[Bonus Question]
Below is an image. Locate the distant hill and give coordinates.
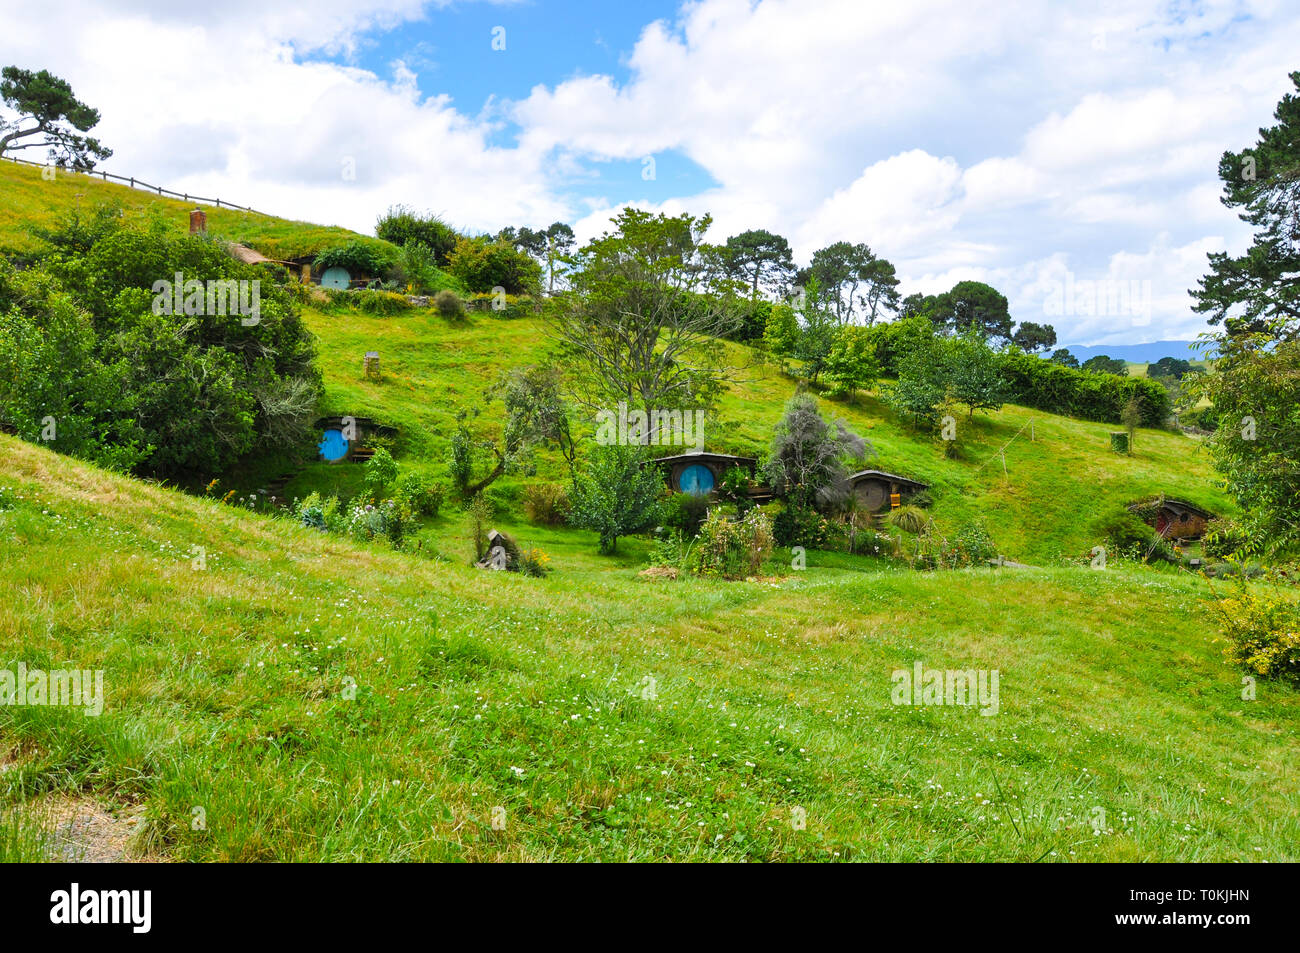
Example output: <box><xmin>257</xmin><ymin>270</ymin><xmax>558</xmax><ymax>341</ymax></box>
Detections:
<box><xmin>1057</xmin><ymin>340</ymin><xmax>1213</xmax><ymax>363</ymax></box>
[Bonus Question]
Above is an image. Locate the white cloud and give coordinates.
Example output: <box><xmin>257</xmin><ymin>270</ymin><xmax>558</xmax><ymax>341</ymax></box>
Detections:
<box><xmin>3</xmin><ymin>0</ymin><xmax>1297</xmax><ymax>342</ymax></box>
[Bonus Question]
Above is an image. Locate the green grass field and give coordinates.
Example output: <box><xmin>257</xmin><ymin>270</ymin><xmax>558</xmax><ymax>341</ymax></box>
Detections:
<box><xmin>1</xmin><ymin>162</ymin><xmax>1295</xmax><ymax>863</ymax></box>
<box><xmin>1</xmin><ymin>438</ymin><xmax>1296</xmax><ymax>861</ymax></box>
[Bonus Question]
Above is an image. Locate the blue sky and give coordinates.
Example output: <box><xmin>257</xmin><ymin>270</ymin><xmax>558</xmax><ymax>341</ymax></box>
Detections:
<box><xmin>5</xmin><ymin>0</ymin><xmax>1299</xmax><ymax>345</ymax></box>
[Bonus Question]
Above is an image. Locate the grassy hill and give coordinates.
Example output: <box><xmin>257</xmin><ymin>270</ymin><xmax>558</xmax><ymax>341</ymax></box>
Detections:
<box><xmin>1</xmin><ymin>436</ymin><xmax>1296</xmax><ymax>861</ymax></box>
<box><xmin>0</xmin><ymin>159</ymin><xmax>384</xmax><ymax>261</ymax></box>
<box><xmin>273</xmin><ymin>301</ymin><xmax>1231</xmax><ymax>565</ymax></box>
<box><xmin>1</xmin><ymin>160</ymin><xmax>1294</xmax><ymax>863</ymax></box>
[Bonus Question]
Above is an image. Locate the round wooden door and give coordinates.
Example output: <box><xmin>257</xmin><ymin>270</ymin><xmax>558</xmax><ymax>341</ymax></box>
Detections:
<box><xmin>856</xmin><ymin>479</ymin><xmax>888</xmax><ymax>511</ymax></box>
<box><xmin>679</xmin><ymin>464</ymin><xmax>715</xmax><ymax>496</ymax></box>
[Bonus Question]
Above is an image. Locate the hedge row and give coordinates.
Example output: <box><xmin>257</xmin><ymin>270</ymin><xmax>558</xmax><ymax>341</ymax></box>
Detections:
<box><xmin>997</xmin><ymin>351</ymin><xmax>1170</xmax><ymax>427</ymax></box>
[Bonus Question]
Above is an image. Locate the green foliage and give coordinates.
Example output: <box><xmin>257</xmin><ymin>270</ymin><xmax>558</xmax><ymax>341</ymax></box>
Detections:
<box><xmin>771</xmin><ymin>502</ymin><xmax>837</xmax><ymax>549</ymax></box>
<box><xmin>1011</xmin><ymin>321</ymin><xmax>1057</xmax><ymax>353</ymax></box>
<box><xmin>395</xmin><ymin>471</ymin><xmax>443</xmax><ymax>518</ymax></box>
<box><xmin>375</xmin><ymin>206</ymin><xmax>460</xmax><ymax>267</ymax></box>
<box><xmin>661</xmin><ymin>491</ymin><xmax>712</xmax><ymax>538</ymax></box>
<box><xmin>1082</xmin><ymin>355</ymin><xmax>1129</xmax><ymax>376</ymax></box>
<box><xmin>946</xmin><ymin>329</ymin><xmax>1008</xmax><ymax>419</ymax></box>
<box><xmin>722</xmin><ymin>229</ymin><xmax>796</xmax><ymax>300</ymax></box>
<box><xmin>552</xmin><ymin>208</ymin><xmax>739</xmax><ymax>415</ymax></box>
<box><xmin>824</xmin><ymin>324</ymin><xmax>880</xmax><ymax>399</ymax></box>
<box><xmin>446</xmin><ymin>236</ymin><xmax>541</xmax><ymax>295</ymax></box>
<box><xmin>523</xmin><ymin>482</ymin><xmax>570</xmax><ymax>526</ymax></box>
<box><xmin>567</xmin><ymin>445</ymin><xmax>663</xmax><ymax>553</ymax></box>
<box><xmin>324</xmin><ymin>287</ymin><xmax>412</xmax><ymax>316</ymax></box>
<box><xmin>762</xmin><ymin>302</ymin><xmax>800</xmax><ymax>366</ymax></box>
<box><xmin>763</xmin><ymin>392</ymin><xmax>871</xmax><ymax>512</ymax></box>
<box><xmin>466</xmin><ymin>492</ymin><xmax>494</xmax><ymax>560</ymax></box>
<box><xmin>1191</xmin><ymin>70</ymin><xmax>1300</xmax><ymax>335</ymax></box>
<box><xmin>887</xmin><ymin>325</ymin><xmax>948</xmax><ymax>430</ymax></box>
<box><xmin>446</xmin><ymin>422</ymin><xmax>474</xmax><ymax>496</ymax></box>
<box><xmin>688</xmin><ymin>509</ymin><xmax>775</xmax><ymax>579</ymax></box>
<box><xmin>0</xmin><ymin>65</ymin><xmax>111</xmax><ymax>169</ymax></box>
<box><xmin>346</xmin><ymin>497</ymin><xmax>416</xmax><ymax>548</ymax></box>
<box><xmin>434</xmin><ymin>289</ymin><xmax>464</xmax><ymax>320</ymax></box>
<box><xmin>315</xmin><ymin>240</ymin><xmax>395</xmax><ymax>279</ymax></box>
<box><xmin>1186</xmin><ymin>335</ymin><xmax>1300</xmax><ymax>556</ymax></box>
<box><xmin>923</xmin><ymin>280</ymin><xmax>1013</xmax><ymax>344</ymax></box>
<box><xmin>363</xmin><ymin>447</ymin><xmax>399</xmax><ymax>499</ymax></box>
<box><xmin>997</xmin><ymin>351</ymin><xmax>1170</xmax><ymax>427</ymax></box>
<box><xmin>953</xmin><ymin>520</ymin><xmax>999</xmax><ymax>564</ymax></box>
<box><xmin>718</xmin><ymin>464</ymin><xmax>755</xmax><ymax>518</ymax></box>
<box><xmin>0</xmin><ymin>209</ymin><xmax>321</xmax><ymax>477</ymax></box>
<box><xmin>805</xmin><ymin>240</ymin><xmax>900</xmax><ymax>325</ymax></box>
<box><xmin>1209</xmin><ymin>578</ymin><xmax>1300</xmax><ymax>683</ymax></box>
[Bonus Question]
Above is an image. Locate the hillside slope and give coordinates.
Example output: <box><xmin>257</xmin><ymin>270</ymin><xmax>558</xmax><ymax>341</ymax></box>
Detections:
<box><xmin>0</xmin><ymin>159</ymin><xmax>379</xmax><ymax>261</ymax></box>
<box><xmin>1</xmin><ymin>437</ymin><xmax>1296</xmax><ymax>861</ymax></box>
<box><xmin>289</xmin><ymin>303</ymin><xmax>1232</xmax><ymax>564</ymax></box>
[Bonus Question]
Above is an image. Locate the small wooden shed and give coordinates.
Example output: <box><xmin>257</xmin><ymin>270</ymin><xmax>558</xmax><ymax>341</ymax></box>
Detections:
<box><xmin>847</xmin><ymin>469</ymin><xmax>929</xmax><ymax>513</ymax></box>
<box><xmin>1129</xmin><ymin>497</ymin><xmax>1214</xmax><ymax>541</ymax></box>
<box><xmin>654</xmin><ymin>451</ymin><xmax>758</xmax><ymax>497</ymax></box>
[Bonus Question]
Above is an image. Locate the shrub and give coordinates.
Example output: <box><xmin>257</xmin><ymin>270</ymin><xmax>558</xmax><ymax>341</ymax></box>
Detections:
<box><xmin>662</xmin><ymin>492</ymin><xmax>712</xmax><ymax>538</ymax></box>
<box><xmin>466</xmin><ymin>493</ymin><xmax>494</xmax><ymax>561</ymax></box>
<box><xmin>518</xmin><ymin>545</ymin><xmax>552</xmax><ymax>577</ymax></box>
<box><xmin>345</xmin><ymin>497</ymin><xmax>416</xmax><ymax>548</ymax></box>
<box><xmin>446</xmin><ymin>236</ymin><xmax>541</xmax><ymax>295</ymax></box>
<box><xmin>1209</xmin><ymin>578</ymin><xmax>1300</xmax><ymax>684</ymax></box>
<box><xmin>396</xmin><ymin>472</ymin><xmax>444</xmax><ymax>518</ymax></box>
<box><xmin>772</xmin><ymin>502</ymin><xmax>836</xmax><ymax>549</ymax></box>
<box><xmin>434</xmin><ymin>289</ymin><xmax>465</xmax><ymax>320</ymax></box>
<box><xmin>7</xmin><ymin>212</ymin><xmax>322</xmax><ymax>477</ymax></box>
<box><xmin>1203</xmin><ymin>518</ymin><xmax>1247</xmax><ymax>559</ymax></box>
<box><xmin>363</xmin><ymin>447</ymin><xmax>399</xmax><ymax>499</ymax></box>
<box><xmin>689</xmin><ymin>509</ymin><xmax>775</xmax><ymax>579</ymax></box>
<box><xmin>523</xmin><ymin>483</ymin><xmax>570</xmax><ymax>525</ymax></box>
<box><xmin>375</xmin><ymin>206</ymin><xmax>460</xmax><ymax>267</ymax></box>
<box><xmin>648</xmin><ymin>529</ymin><xmax>691</xmax><ymax>570</ymax></box>
<box><xmin>953</xmin><ymin>520</ymin><xmax>998</xmax><ymax>565</ymax></box>
<box><xmin>446</xmin><ymin>424</ymin><xmax>473</xmax><ymax>496</ymax></box>
<box><xmin>997</xmin><ymin>351</ymin><xmax>1170</xmax><ymax>426</ymax></box>
<box><xmin>315</xmin><ymin>241</ymin><xmax>395</xmax><ymax>280</ymax></box>
<box><xmin>567</xmin><ymin>445</ymin><xmax>663</xmax><ymax>553</ymax></box>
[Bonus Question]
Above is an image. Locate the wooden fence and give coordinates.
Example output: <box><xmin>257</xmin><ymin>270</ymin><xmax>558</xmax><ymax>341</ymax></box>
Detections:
<box><xmin>2</xmin><ymin>154</ymin><xmax>267</xmax><ymax>215</ymax></box>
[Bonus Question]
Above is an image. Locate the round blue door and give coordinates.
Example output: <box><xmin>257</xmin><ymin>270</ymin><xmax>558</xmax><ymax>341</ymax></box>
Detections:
<box><xmin>318</xmin><ymin>427</ymin><xmax>349</xmax><ymax>462</ymax></box>
<box><xmin>679</xmin><ymin>463</ymin><xmax>715</xmax><ymax>496</ymax></box>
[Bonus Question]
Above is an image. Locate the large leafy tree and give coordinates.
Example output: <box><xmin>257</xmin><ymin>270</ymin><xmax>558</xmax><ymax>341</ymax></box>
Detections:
<box><xmin>928</xmin><ymin>280</ymin><xmax>1014</xmax><ymax>344</ymax></box>
<box><xmin>1187</xmin><ymin>72</ymin><xmax>1300</xmax><ymax>555</ymax></box>
<box><xmin>1192</xmin><ymin>70</ymin><xmax>1300</xmax><ymax>336</ymax></box>
<box><xmin>1082</xmin><ymin>355</ymin><xmax>1129</xmax><ymax>376</ymax></box>
<box><xmin>0</xmin><ymin>66</ymin><xmax>112</xmax><ymax>169</ymax></box>
<box><xmin>946</xmin><ymin>329</ymin><xmax>1008</xmax><ymax>419</ymax></box>
<box><xmin>804</xmin><ymin>241</ymin><xmax>900</xmax><ymax>325</ymax></box>
<box><xmin>499</xmin><ymin>222</ymin><xmax>576</xmax><ymax>294</ymax></box>
<box><xmin>823</xmin><ymin>324</ymin><xmax>879</xmax><ymax>400</ymax></box>
<box><xmin>548</xmin><ymin>208</ymin><xmax>740</xmax><ymax>419</ymax></box>
<box><xmin>722</xmin><ymin>229</ymin><xmax>796</xmax><ymax>299</ymax></box>
<box><xmin>1011</xmin><ymin>320</ymin><xmax>1057</xmax><ymax>353</ymax></box>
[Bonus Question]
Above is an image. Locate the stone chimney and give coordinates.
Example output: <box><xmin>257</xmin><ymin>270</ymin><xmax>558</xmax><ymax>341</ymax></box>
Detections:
<box><xmin>189</xmin><ymin>208</ymin><xmax>207</xmax><ymax>235</ymax></box>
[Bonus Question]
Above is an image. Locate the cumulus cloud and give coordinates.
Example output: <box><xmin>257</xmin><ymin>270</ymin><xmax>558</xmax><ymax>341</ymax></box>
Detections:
<box><xmin>3</xmin><ymin>0</ymin><xmax>1297</xmax><ymax>342</ymax></box>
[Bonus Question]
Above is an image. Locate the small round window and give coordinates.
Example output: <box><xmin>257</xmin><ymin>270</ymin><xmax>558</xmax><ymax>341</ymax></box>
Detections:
<box><xmin>679</xmin><ymin>464</ymin><xmax>715</xmax><ymax>496</ymax></box>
